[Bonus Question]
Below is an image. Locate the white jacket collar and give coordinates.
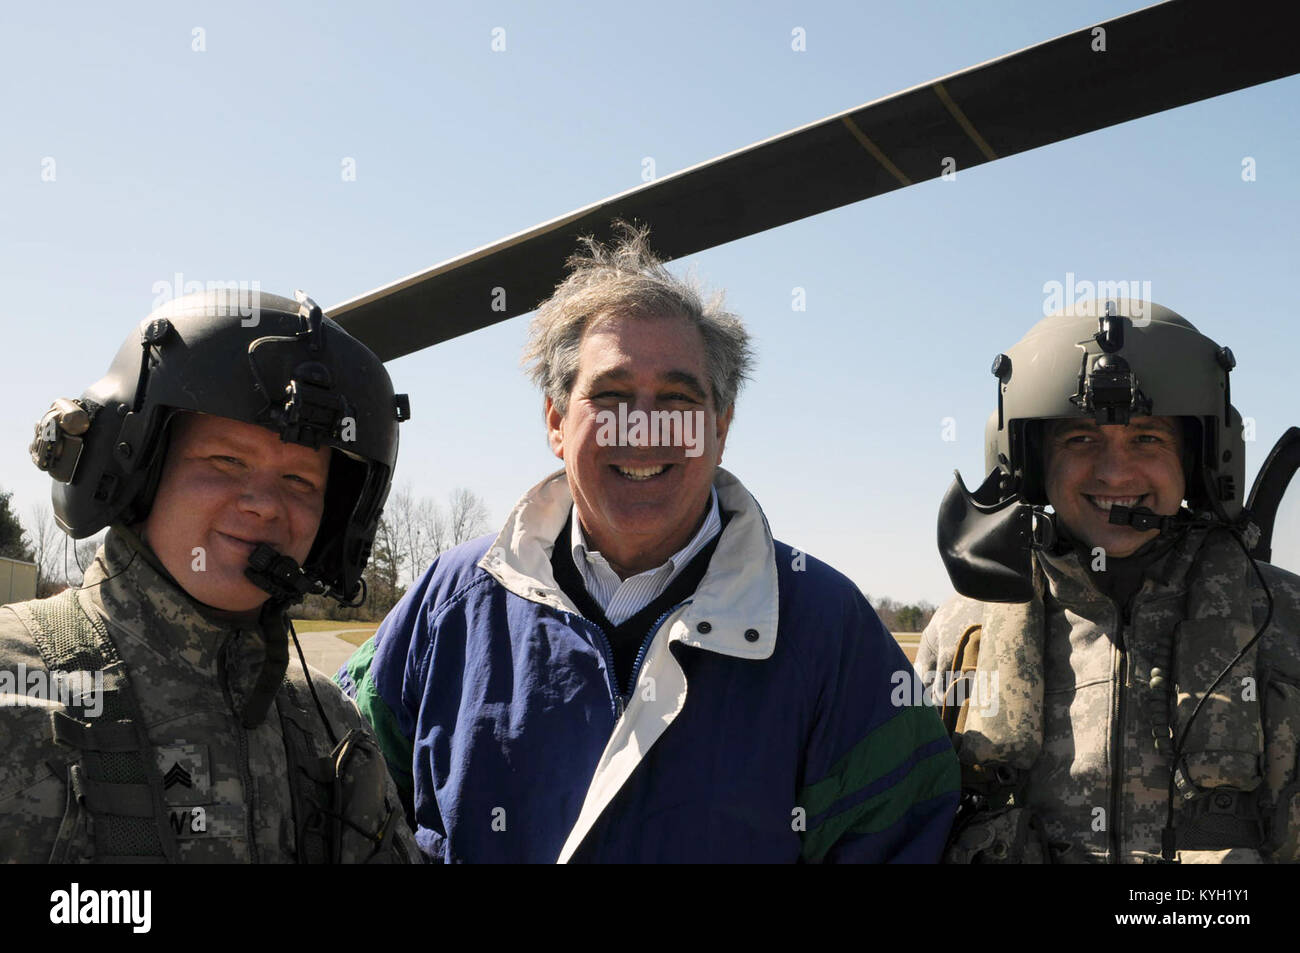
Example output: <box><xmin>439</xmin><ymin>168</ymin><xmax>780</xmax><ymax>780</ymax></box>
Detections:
<box><xmin>478</xmin><ymin>467</ymin><xmax>778</xmax><ymax>659</ymax></box>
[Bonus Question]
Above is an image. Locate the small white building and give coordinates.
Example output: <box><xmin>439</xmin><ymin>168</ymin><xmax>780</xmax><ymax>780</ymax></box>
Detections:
<box><xmin>0</xmin><ymin>556</ymin><xmax>37</xmax><ymax>604</ymax></box>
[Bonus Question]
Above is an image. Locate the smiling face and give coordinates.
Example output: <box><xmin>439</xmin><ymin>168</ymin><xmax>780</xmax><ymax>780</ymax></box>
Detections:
<box><xmin>141</xmin><ymin>412</ymin><xmax>330</xmax><ymax>612</ymax></box>
<box><xmin>1042</xmin><ymin>415</ymin><xmax>1186</xmax><ymax>557</ymax></box>
<box><xmin>546</xmin><ymin>312</ymin><xmax>732</xmax><ymax>578</ymax></box>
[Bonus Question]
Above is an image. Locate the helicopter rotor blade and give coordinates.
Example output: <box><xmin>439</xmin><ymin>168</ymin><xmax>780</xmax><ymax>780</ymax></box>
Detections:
<box><xmin>331</xmin><ymin>0</ymin><xmax>1300</xmax><ymax>361</ymax></box>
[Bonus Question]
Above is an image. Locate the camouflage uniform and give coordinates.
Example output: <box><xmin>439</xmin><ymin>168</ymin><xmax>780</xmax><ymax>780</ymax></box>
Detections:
<box><xmin>917</xmin><ymin>526</ymin><xmax>1300</xmax><ymax>863</ymax></box>
<box><xmin>0</xmin><ymin>527</ymin><xmax>418</xmax><ymax>863</ymax></box>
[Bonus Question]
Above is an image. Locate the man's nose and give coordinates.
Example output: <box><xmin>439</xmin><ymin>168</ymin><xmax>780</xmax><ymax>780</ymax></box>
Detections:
<box><xmin>1092</xmin><ymin>438</ymin><xmax>1138</xmax><ymax>483</ymax></box>
<box><xmin>236</xmin><ymin>473</ymin><xmax>285</xmax><ymax>519</ymax></box>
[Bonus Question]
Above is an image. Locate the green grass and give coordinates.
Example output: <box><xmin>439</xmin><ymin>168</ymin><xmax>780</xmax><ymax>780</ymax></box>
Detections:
<box><xmin>290</xmin><ymin>619</ymin><xmax>355</xmax><ymax>632</ymax></box>
<box><xmin>334</xmin><ymin>628</ymin><xmax>378</xmax><ymax>647</ymax></box>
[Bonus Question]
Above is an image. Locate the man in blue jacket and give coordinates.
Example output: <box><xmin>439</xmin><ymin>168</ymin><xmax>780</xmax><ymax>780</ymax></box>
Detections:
<box><xmin>338</xmin><ymin>224</ymin><xmax>958</xmax><ymax>863</ymax></box>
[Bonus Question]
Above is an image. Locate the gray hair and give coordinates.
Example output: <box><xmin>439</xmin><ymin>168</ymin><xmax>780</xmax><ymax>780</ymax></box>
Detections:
<box><xmin>522</xmin><ymin>222</ymin><xmax>754</xmax><ymax>416</ymax></box>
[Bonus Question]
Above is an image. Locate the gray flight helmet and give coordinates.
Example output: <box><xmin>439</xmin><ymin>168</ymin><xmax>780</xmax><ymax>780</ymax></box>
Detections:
<box><xmin>939</xmin><ymin>299</ymin><xmax>1244</xmax><ymax>602</ymax></box>
<box><xmin>985</xmin><ymin>299</ymin><xmax>1244</xmax><ymax>521</ymax></box>
<box><xmin>30</xmin><ymin>289</ymin><xmax>410</xmax><ymax>604</ymax></box>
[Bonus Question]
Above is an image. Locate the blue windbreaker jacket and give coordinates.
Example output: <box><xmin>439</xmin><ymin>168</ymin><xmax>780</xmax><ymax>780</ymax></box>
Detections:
<box><xmin>337</xmin><ymin>469</ymin><xmax>958</xmax><ymax>862</ymax></box>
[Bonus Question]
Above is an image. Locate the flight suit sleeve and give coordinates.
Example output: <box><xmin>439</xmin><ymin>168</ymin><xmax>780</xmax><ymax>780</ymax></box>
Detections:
<box><xmin>916</xmin><ymin>620</ymin><xmax>940</xmax><ymax>681</ymax></box>
<box><xmin>920</xmin><ymin>595</ymin><xmax>977</xmax><ymax>691</ymax></box>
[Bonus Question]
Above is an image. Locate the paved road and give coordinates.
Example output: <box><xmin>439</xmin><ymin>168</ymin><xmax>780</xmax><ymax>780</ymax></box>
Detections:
<box><xmin>291</xmin><ymin>630</ymin><xmax>369</xmax><ymax>678</ymax></box>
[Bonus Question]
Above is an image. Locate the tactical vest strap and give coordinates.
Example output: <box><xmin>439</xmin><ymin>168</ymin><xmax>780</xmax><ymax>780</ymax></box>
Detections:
<box><xmin>69</xmin><ymin>763</ymin><xmax>156</xmax><ymax>817</ymax></box>
<box><xmin>950</xmin><ymin>528</ymin><xmax>1269</xmax><ymax>858</ymax></box>
<box><xmin>942</xmin><ymin>623</ymin><xmax>982</xmax><ymax>736</ymax></box>
<box><xmin>49</xmin><ymin>709</ymin><xmax>139</xmax><ymax>751</ymax></box>
<box><xmin>16</xmin><ymin>589</ymin><xmax>180</xmax><ymax>864</ymax></box>
<box><xmin>13</xmin><ymin>588</ymin><xmax>120</xmax><ymax>670</ymax></box>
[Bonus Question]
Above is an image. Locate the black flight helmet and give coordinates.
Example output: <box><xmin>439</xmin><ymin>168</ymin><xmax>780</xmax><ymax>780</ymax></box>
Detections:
<box><xmin>30</xmin><ymin>289</ymin><xmax>410</xmax><ymax>604</ymax></box>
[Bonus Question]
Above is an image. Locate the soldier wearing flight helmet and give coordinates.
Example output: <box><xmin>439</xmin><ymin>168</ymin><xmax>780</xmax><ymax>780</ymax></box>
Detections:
<box><xmin>917</xmin><ymin>299</ymin><xmax>1300</xmax><ymax>863</ymax></box>
<box><xmin>0</xmin><ymin>289</ymin><xmax>418</xmax><ymax>863</ymax></box>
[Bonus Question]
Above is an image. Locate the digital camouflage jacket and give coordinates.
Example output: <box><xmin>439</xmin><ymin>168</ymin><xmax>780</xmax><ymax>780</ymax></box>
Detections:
<box><xmin>0</xmin><ymin>528</ymin><xmax>417</xmax><ymax>863</ymax></box>
<box><xmin>917</xmin><ymin>525</ymin><xmax>1300</xmax><ymax>863</ymax></box>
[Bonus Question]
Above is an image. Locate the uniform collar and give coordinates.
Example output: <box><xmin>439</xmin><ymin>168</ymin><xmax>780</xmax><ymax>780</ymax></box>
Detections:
<box><xmin>1035</xmin><ymin>525</ymin><xmax>1211</xmax><ymax>609</ymax></box>
<box><xmin>86</xmin><ymin>526</ymin><xmax>271</xmax><ymax>678</ymax></box>
<box><xmin>479</xmin><ymin>468</ymin><xmax>778</xmax><ymax>660</ymax></box>
<box><xmin>1036</xmin><ymin>546</ymin><xmax>1112</xmax><ymax>612</ymax></box>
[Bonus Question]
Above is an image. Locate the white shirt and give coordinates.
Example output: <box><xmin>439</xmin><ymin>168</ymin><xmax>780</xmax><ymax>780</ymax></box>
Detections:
<box><xmin>570</xmin><ymin>487</ymin><xmax>722</xmax><ymax>626</ymax></box>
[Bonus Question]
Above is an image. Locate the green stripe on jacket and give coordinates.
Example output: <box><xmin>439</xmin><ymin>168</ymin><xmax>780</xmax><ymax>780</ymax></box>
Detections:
<box><xmin>797</xmin><ymin>705</ymin><xmax>958</xmax><ymax>861</ymax></box>
<box><xmin>339</xmin><ymin>636</ymin><xmax>415</xmax><ymax>809</ymax></box>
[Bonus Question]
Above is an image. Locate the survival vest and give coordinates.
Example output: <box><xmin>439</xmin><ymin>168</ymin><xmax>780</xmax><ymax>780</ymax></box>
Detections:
<box><xmin>940</xmin><ymin>525</ymin><xmax>1268</xmax><ymax>858</ymax></box>
<box><xmin>10</xmin><ymin>587</ymin><xmax>413</xmax><ymax>864</ymax></box>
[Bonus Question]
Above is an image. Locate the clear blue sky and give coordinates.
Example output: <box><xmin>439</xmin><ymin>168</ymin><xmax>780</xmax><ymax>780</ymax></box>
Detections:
<box><xmin>3</xmin><ymin>1</ymin><xmax>1297</xmax><ymax>603</ymax></box>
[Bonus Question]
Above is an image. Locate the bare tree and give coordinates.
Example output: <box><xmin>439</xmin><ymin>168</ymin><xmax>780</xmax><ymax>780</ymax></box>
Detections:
<box><xmin>446</xmin><ymin>487</ymin><xmax>490</xmax><ymax>547</ymax></box>
<box><xmin>387</xmin><ymin>486</ymin><xmax>445</xmax><ymax>586</ymax></box>
<box><xmin>60</xmin><ymin>530</ymin><xmax>106</xmax><ymax>589</ymax></box>
<box><xmin>383</xmin><ymin>485</ymin><xmax>489</xmax><ymax>580</ymax></box>
<box><xmin>385</xmin><ymin>486</ymin><xmax>443</xmax><ymax>585</ymax></box>
<box><xmin>420</xmin><ymin>496</ymin><xmax>449</xmax><ymax>560</ymax></box>
<box><xmin>865</xmin><ymin>594</ymin><xmax>937</xmax><ymax>634</ymax></box>
<box><xmin>21</xmin><ymin>500</ymin><xmax>102</xmax><ymax>593</ymax></box>
<box><xmin>363</xmin><ymin>514</ymin><xmax>405</xmax><ymax>616</ymax></box>
<box><xmin>311</xmin><ymin>485</ymin><xmax>492</xmax><ymax>620</ymax></box>
<box><xmin>385</xmin><ymin>487</ymin><xmax>416</xmax><ymax>585</ymax></box>
<box><xmin>26</xmin><ymin>504</ymin><xmax>65</xmax><ymax>596</ymax></box>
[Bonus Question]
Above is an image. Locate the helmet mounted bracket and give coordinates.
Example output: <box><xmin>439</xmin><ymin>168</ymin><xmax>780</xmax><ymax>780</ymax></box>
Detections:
<box><xmin>247</xmin><ymin>293</ymin><xmax>351</xmax><ymax>450</ymax></box>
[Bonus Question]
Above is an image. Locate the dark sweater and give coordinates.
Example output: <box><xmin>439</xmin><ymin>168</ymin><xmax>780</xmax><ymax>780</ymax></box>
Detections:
<box><xmin>549</xmin><ymin>513</ymin><xmax>727</xmax><ymax>691</ymax></box>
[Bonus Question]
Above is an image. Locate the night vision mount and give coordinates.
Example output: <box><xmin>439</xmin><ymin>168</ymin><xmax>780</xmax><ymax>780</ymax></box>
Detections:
<box><xmin>248</xmin><ymin>291</ymin><xmax>355</xmax><ymax>451</ymax></box>
<box><xmin>1069</xmin><ymin>305</ymin><xmax>1152</xmax><ymax>426</ymax></box>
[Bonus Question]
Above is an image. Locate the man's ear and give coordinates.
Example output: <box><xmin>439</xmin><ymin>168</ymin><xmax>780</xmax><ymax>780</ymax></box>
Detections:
<box><xmin>545</xmin><ymin>396</ymin><xmax>565</xmax><ymax>459</ymax></box>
